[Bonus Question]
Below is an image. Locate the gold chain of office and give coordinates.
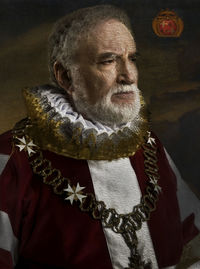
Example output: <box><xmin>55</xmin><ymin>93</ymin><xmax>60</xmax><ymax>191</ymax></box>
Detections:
<box><xmin>13</xmin><ymin>119</ymin><xmax>161</xmax><ymax>269</ymax></box>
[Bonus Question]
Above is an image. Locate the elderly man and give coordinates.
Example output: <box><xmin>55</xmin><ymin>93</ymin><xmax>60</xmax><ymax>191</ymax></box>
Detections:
<box><xmin>0</xmin><ymin>5</ymin><xmax>199</xmax><ymax>269</ymax></box>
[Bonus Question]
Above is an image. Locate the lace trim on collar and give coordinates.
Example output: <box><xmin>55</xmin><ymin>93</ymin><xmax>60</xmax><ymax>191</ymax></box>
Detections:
<box><xmin>40</xmin><ymin>88</ymin><xmax>133</xmax><ymax>136</ymax></box>
<box><xmin>23</xmin><ymin>85</ymin><xmax>149</xmax><ymax>160</ymax></box>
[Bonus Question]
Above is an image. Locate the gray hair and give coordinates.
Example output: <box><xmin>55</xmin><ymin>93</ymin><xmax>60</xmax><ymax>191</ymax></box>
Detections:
<box><xmin>48</xmin><ymin>5</ymin><xmax>133</xmax><ymax>86</ymax></box>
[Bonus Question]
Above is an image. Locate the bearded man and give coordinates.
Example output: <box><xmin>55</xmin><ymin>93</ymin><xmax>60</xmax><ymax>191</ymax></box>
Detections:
<box><xmin>0</xmin><ymin>5</ymin><xmax>199</xmax><ymax>269</ymax></box>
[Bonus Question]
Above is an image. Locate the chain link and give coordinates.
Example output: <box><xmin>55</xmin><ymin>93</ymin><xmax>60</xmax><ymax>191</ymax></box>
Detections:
<box><xmin>13</xmin><ymin>119</ymin><xmax>160</xmax><ymax>269</ymax></box>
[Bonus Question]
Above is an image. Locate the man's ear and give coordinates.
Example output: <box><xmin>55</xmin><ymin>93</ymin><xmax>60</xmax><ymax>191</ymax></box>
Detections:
<box><xmin>53</xmin><ymin>61</ymin><xmax>73</xmax><ymax>95</ymax></box>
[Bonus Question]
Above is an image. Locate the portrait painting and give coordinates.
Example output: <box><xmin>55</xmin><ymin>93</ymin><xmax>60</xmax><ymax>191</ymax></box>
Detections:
<box><xmin>1</xmin><ymin>0</ymin><xmax>199</xmax><ymax>192</ymax></box>
<box><xmin>0</xmin><ymin>0</ymin><xmax>200</xmax><ymax>268</ymax></box>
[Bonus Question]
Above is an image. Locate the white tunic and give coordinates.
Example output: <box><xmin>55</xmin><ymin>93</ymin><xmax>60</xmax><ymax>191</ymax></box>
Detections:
<box><xmin>88</xmin><ymin>152</ymin><xmax>200</xmax><ymax>269</ymax></box>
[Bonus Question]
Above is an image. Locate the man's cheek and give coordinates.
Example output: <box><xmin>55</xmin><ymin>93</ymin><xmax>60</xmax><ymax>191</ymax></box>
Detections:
<box><xmin>100</xmin><ymin>70</ymin><xmax>115</xmax><ymax>85</ymax></box>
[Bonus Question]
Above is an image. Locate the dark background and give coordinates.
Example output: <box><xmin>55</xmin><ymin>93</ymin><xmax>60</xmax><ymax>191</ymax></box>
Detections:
<box><xmin>0</xmin><ymin>0</ymin><xmax>200</xmax><ymax>192</ymax></box>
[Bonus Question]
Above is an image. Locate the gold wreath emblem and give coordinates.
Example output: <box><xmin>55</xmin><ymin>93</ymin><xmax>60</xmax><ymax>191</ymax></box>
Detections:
<box><xmin>152</xmin><ymin>9</ymin><xmax>184</xmax><ymax>37</ymax></box>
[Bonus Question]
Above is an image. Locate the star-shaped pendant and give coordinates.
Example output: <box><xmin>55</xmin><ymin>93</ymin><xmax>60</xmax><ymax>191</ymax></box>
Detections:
<box><xmin>147</xmin><ymin>137</ymin><xmax>156</xmax><ymax>146</ymax></box>
<box><xmin>64</xmin><ymin>183</ymin><xmax>87</xmax><ymax>204</ymax></box>
<box><xmin>16</xmin><ymin>136</ymin><xmax>37</xmax><ymax>156</ymax></box>
<box><xmin>149</xmin><ymin>176</ymin><xmax>162</xmax><ymax>194</ymax></box>
<box><xmin>147</xmin><ymin>131</ymin><xmax>156</xmax><ymax>146</ymax></box>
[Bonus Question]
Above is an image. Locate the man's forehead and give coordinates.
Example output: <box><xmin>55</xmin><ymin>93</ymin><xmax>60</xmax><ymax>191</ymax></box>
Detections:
<box><xmin>79</xmin><ymin>19</ymin><xmax>136</xmax><ymax>59</ymax></box>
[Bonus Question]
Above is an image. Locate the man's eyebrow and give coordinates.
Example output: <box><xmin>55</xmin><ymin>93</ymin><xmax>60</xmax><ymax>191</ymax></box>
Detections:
<box><xmin>96</xmin><ymin>51</ymin><xmax>140</xmax><ymax>61</ymax></box>
<box><xmin>129</xmin><ymin>51</ymin><xmax>140</xmax><ymax>57</ymax></box>
<box><xmin>96</xmin><ymin>52</ymin><xmax>117</xmax><ymax>61</ymax></box>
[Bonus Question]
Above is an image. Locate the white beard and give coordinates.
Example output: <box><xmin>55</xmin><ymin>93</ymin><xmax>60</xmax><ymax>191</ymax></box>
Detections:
<box><xmin>70</xmin><ymin>67</ymin><xmax>141</xmax><ymax>128</ymax></box>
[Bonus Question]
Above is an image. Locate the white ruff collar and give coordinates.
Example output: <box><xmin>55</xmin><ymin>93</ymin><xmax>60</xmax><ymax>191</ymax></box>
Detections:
<box><xmin>23</xmin><ymin>85</ymin><xmax>149</xmax><ymax>160</ymax></box>
<box><xmin>40</xmin><ymin>87</ymin><xmax>137</xmax><ymax>136</ymax></box>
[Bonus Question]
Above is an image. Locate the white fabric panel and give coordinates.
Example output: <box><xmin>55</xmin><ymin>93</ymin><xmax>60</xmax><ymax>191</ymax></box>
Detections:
<box><xmin>0</xmin><ymin>154</ymin><xmax>9</xmax><ymax>174</ymax></box>
<box><xmin>164</xmin><ymin>149</ymin><xmax>200</xmax><ymax>230</ymax></box>
<box><xmin>88</xmin><ymin>158</ymin><xmax>158</xmax><ymax>269</ymax></box>
<box><xmin>164</xmin><ymin>261</ymin><xmax>200</xmax><ymax>269</ymax></box>
<box><xmin>0</xmin><ymin>211</ymin><xmax>18</xmax><ymax>265</ymax></box>
<box><xmin>188</xmin><ymin>261</ymin><xmax>200</xmax><ymax>268</ymax></box>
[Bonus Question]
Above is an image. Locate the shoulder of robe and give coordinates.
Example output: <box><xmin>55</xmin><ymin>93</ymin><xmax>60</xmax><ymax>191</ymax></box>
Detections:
<box><xmin>0</xmin><ymin>119</ymin><xmax>31</xmax><ymax>175</ymax></box>
<box><xmin>0</xmin><ymin>130</ymin><xmax>13</xmax><ymax>155</ymax></box>
<box><xmin>0</xmin><ymin>130</ymin><xmax>13</xmax><ymax>174</ymax></box>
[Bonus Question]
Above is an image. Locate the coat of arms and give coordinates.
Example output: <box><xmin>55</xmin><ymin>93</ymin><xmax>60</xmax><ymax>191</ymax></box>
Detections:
<box><xmin>152</xmin><ymin>9</ymin><xmax>184</xmax><ymax>37</ymax></box>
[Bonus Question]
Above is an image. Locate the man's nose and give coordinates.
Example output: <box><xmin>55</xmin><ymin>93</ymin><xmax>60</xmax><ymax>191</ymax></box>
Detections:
<box><xmin>116</xmin><ymin>61</ymin><xmax>137</xmax><ymax>85</ymax></box>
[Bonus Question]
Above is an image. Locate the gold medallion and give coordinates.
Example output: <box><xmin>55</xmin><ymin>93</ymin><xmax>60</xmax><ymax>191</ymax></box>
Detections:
<box><xmin>152</xmin><ymin>9</ymin><xmax>184</xmax><ymax>37</ymax></box>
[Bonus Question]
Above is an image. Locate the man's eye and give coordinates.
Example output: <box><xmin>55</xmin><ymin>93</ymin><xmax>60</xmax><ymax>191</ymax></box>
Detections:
<box><xmin>99</xmin><ymin>59</ymin><xmax>114</xmax><ymax>65</ymax></box>
<box><xmin>130</xmin><ymin>56</ymin><xmax>137</xmax><ymax>62</ymax></box>
<box><xmin>130</xmin><ymin>53</ymin><xmax>140</xmax><ymax>62</ymax></box>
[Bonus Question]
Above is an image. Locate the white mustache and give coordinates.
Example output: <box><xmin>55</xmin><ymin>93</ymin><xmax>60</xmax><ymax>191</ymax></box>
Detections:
<box><xmin>111</xmin><ymin>84</ymin><xmax>138</xmax><ymax>95</ymax></box>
